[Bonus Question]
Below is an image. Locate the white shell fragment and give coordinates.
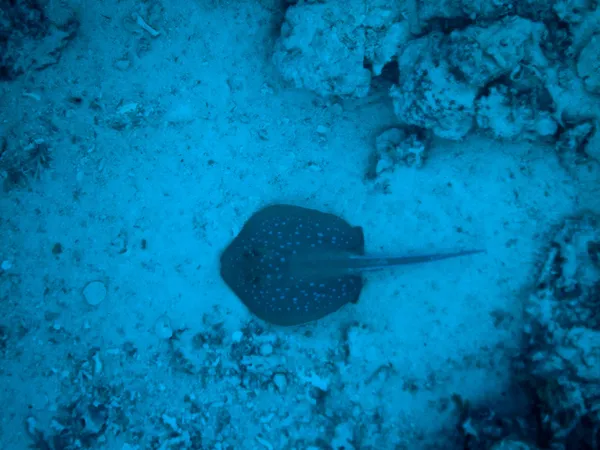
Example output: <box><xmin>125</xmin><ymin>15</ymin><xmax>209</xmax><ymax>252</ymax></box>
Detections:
<box><xmin>82</xmin><ymin>280</ymin><xmax>107</xmax><ymax>306</ymax></box>
<box><xmin>272</xmin><ymin>373</ymin><xmax>288</xmax><ymax>393</ymax></box>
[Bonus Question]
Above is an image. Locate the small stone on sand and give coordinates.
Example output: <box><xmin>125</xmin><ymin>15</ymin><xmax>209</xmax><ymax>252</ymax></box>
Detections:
<box><xmin>154</xmin><ymin>315</ymin><xmax>173</xmax><ymax>340</ymax></box>
<box><xmin>83</xmin><ymin>280</ymin><xmax>107</xmax><ymax>306</ymax></box>
<box><xmin>232</xmin><ymin>331</ymin><xmax>243</xmax><ymax>343</ymax></box>
<box><xmin>260</xmin><ymin>343</ymin><xmax>273</xmax><ymax>356</ymax></box>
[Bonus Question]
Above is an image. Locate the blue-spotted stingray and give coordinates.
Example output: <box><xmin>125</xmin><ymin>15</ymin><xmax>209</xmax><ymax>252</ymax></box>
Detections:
<box><xmin>220</xmin><ymin>204</ymin><xmax>483</xmax><ymax>326</ymax></box>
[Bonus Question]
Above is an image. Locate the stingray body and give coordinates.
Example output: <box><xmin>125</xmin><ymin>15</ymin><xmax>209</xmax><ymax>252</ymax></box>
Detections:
<box><xmin>219</xmin><ymin>204</ymin><xmax>482</xmax><ymax>326</ymax></box>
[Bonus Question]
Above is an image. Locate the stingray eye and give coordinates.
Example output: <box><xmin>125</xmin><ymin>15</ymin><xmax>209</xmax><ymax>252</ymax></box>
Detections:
<box><xmin>243</xmin><ymin>248</ymin><xmax>261</xmax><ymax>259</ymax></box>
<box><xmin>246</xmin><ymin>273</ymin><xmax>261</xmax><ymax>285</ymax></box>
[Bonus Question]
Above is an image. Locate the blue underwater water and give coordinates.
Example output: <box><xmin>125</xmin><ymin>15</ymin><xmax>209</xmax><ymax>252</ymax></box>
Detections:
<box><xmin>0</xmin><ymin>1</ymin><xmax>599</xmax><ymax>449</ymax></box>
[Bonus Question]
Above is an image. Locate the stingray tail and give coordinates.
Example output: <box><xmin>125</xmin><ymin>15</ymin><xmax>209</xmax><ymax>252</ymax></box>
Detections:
<box><xmin>347</xmin><ymin>249</ymin><xmax>486</xmax><ymax>271</ymax></box>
